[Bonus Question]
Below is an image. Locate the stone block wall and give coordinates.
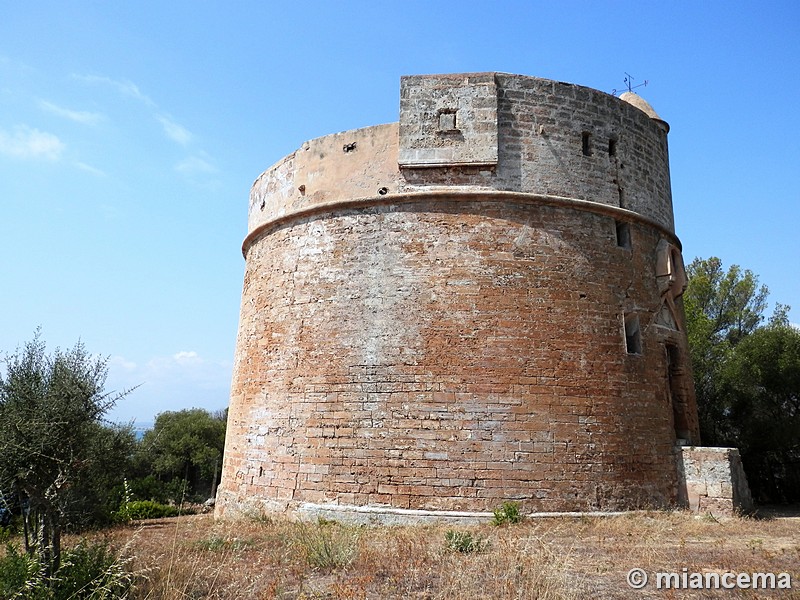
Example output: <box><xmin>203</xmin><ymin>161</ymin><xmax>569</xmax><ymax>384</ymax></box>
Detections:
<box><xmin>677</xmin><ymin>447</ymin><xmax>754</xmax><ymax>515</ymax></box>
<box><xmin>246</xmin><ymin>73</ymin><xmax>675</xmax><ymax>250</ymax></box>
<box><xmin>399</xmin><ymin>73</ymin><xmax>499</xmax><ymax>167</ymax></box>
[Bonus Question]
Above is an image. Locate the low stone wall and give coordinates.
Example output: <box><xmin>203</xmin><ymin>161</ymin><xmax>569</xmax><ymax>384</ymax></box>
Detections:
<box><xmin>677</xmin><ymin>447</ymin><xmax>753</xmax><ymax>515</ymax></box>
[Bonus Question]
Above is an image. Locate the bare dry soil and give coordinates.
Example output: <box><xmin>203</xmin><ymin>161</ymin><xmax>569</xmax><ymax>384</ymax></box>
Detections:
<box><xmin>70</xmin><ymin>508</ymin><xmax>800</xmax><ymax>599</ymax></box>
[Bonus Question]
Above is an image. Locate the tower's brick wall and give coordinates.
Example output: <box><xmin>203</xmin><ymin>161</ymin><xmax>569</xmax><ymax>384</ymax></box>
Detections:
<box><xmin>217</xmin><ymin>73</ymin><xmax>700</xmax><ymax>519</ymax></box>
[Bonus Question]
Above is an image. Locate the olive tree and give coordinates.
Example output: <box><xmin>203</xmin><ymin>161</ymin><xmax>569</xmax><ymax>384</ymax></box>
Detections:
<box><xmin>0</xmin><ymin>331</ymin><xmax>129</xmax><ymax>575</ymax></box>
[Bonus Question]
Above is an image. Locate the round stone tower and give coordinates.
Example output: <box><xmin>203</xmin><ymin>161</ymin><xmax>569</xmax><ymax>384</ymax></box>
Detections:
<box><xmin>216</xmin><ymin>73</ymin><xmax>700</xmax><ymax>521</ymax></box>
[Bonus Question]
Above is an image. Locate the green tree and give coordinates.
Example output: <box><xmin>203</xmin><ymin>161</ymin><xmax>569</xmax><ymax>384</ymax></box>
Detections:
<box><xmin>684</xmin><ymin>257</ymin><xmax>799</xmax><ymax>502</ymax></box>
<box><xmin>719</xmin><ymin>323</ymin><xmax>800</xmax><ymax>501</ymax></box>
<box><xmin>135</xmin><ymin>408</ymin><xmax>226</xmax><ymax>503</ymax></box>
<box><xmin>63</xmin><ymin>421</ymin><xmax>137</xmax><ymax>528</ymax></box>
<box><xmin>684</xmin><ymin>257</ymin><xmax>769</xmax><ymax>345</ymax></box>
<box><xmin>684</xmin><ymin>257</ymin><xmax>771</xmax><ymax>442</ymax></box>
<box><xmin>0</xmin><ymin>332</ymin><xmax>130</xmax><ymax>575</ymax></box>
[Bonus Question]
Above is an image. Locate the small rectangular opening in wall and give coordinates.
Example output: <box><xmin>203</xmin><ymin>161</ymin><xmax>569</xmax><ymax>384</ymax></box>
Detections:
<box><xmin>582</xmin><ymin>132</ymin><xmax>592</xmax><ymax>156</ymax></box>
<box><xmin>608</xmin><ymin>138</ymin><xmax>617</xmax><ymax>156</ymax></box>
<box><xmin>624</xmin><ymin>314</ymin><xmax>642</xmax><ymax>355</ymax></box>
<box><xmin>618</xmin><ymin>187</ymin><xmax>626</xmax><ymax>209</ymax></box>
<box><xmin>438</xmin><ymin>109</ymin><xmax>458</xmax><ymax>132</ymax></box>
<box><xmin>615</xmin><ymin>220</ymin><xmax>631</xmax><ymax>249</ymax></box>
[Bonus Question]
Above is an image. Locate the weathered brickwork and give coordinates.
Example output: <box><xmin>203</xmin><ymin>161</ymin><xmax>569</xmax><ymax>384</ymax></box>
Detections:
<box><xmin>217</xmin><ymin>73</ymin><xmax>701</xmax><ymax>519</ymax></box>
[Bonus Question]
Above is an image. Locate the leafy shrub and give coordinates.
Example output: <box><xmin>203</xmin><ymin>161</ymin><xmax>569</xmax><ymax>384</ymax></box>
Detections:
<box><xmin>0</xmin><ymin>543</ymin><xmax>40</xmax><ymax>599</ymax></box>
<box><xmin>444</xmin><ymin>530</ymin><xmax>486</xmax><ymax>554</ymax></box>
<box><xmin>0</xmin><ymin>525</ymin><xmax>12</xmax><ymax>544</ymax></box>
<box><xmin>491</xmin><ymin>501</ymin><xmax>523</xmax><ymax>526</ymax></box>
<box><xmin>114</xmin><ymin>499</ymin><xmax>180</xmax><ymax>522</ymax></box>
<box><xmin>0</xmin><ymin>541</ymin><xmax>132</xmax><ymax>599</ymax></box>
<box><xmin>292</xmin><ymin>519</ymin><xmax>359</xmax><ymax>571</ymax></box>
<box><xmin>126</xmin><ymin>475</ymin><xmax>189</xmax><ymax>506</ymax></box>
<box><xmin>53</xmin><ymin>540</ymin><xmax>133</xmax><ymax>599</ymax></box>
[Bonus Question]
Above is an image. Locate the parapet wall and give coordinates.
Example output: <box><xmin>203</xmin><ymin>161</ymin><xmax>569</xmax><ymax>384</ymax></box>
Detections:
<box><xmin>246</xmin><ymin>73</ymin><xmax>674</xmax><ymax>252</ymax></box>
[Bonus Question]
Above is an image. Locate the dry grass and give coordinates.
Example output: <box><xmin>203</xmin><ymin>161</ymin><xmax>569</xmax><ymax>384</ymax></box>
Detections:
<box><xmin>43</xmin><ymin>509</ymin><xmax>800</xmax><ymax>598</ymax></box>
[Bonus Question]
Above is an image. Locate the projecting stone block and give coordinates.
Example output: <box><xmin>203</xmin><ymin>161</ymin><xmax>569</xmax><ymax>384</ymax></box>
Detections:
<box><xmin>676</xmin><ymin>447</ymin><xmax>754</xmax><ymax>516</ymax></box>
<box><xmin>399</xmin><ymin>73</ymin><xmax>498</xmax><ymax>167</ymax></box>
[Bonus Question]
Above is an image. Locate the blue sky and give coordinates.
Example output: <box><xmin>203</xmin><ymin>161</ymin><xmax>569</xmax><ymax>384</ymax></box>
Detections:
<box><xmin>1</xmin><ymin>1</ymin><xmax>798</xmax><ymax>424</ymax></box>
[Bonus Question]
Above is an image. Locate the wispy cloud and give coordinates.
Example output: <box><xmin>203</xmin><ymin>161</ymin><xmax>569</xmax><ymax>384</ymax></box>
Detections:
<box><xmin>73</xmin><ymin>72</ymin><xmax>218</xmax><ymax>175</ymax></box>
<box><xmin>172</xmin><ymin>350</ymin><xmax>201</xmax><ymax>363</ymax></box>
<box><xmin>0</xmin><ymin>125</ymin><xmax>64</xmax><ymax>160</ymax></box>
<box><xmin>74</xmin><ymin>74</ymin><xmax>155</xmax><ymax>107</ymax></box>
<box><xmin>110</xmin><ymin>355</ymin><xmax>138</xmax><ymax>371</ymax></box>
<box><xmin>176</xmin><ymin>154</ymin><xmax>218</xmax><ymax>175</ymax></box>
<box><xmin>38</xmin><ymin>100</ymin><xmax>104</xmax><ymax>125</ymax></box>
<box><xmin>106</xmin><ymin>350</ymin><xmax>232</xmax><ymax>422</ymax></box>
<box><xmin>110</xmin><ymin>350</ymin><xmax>231</xmax><ymax>388</ymax></box>
<box><xmin>0</xmin><ymin>55</ymin><xmax>33</xmax><ymax>74</ymax></box>
<box><xmin>157</xmin><ymin>114</ymin><xmax>192</xmax><ymax>145</ymax></box>
<box><xmin>75</xmin><ymin>74</ymin><xmax>198</xmax><ymax>148</ymax></box>
<box><xmin>75</xmin><ymin>161</ymin><xmax>106</xmax><ymax>177</ymax></box>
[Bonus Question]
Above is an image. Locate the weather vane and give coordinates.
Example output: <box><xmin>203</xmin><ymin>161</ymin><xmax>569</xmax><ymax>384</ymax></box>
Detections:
<box><xmin>612</xmin><ymin>73</ymin><xmax>649</xmax><ymax>96</ymax></box>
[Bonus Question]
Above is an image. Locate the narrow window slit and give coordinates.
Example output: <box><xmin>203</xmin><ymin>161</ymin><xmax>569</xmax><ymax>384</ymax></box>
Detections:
<box><xmin>624</xmin><ymin>314</ymin><xmax>642</xmax><ymax>355</ymax></box>
<box><xmin>582</xmin><ymin>132</ymin><xmax>592</xmax><ymax>156</ymax></box>
<box><xmin>666</xmin><ymin>343</ymin><xmax>692</xmax><ymax>442</ymax></box>
<box><xmin>615</xmin><ymin>220</ymin><xmax>631</xmax><ymax>249</ymax></box>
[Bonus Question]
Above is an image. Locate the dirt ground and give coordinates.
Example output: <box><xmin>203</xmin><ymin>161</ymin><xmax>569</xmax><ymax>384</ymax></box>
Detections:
<box><xmin>63</xmin><ymin>507</ymin><xmax>800</xmax><ymax>599</ymax></box>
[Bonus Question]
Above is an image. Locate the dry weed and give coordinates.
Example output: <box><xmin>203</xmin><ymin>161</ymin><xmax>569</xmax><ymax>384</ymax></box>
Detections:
<box><xmin>38</xmin><ymin>509</ymin><xmax>797</xmax><ymax>599</ymax></box>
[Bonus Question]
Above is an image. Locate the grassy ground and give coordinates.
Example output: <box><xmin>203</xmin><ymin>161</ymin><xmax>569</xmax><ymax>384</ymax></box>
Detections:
<box><xmin>46</xmin><ymin>508</ymin><xmax>797</xmax><ymax>599</ymax></box>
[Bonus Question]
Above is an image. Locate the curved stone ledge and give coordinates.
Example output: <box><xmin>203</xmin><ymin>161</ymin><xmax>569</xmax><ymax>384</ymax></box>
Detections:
<box><xmin>243</xmin><ymin>189</ymin><xmax>682</xmax><ymax>256</ymax></box>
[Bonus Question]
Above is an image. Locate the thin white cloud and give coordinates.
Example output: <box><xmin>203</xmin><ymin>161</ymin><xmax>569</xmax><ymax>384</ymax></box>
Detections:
<box><xmin>106</xmin><ymin>350</ymin><xmax>232</xmax><ymax>422</ymax></box>
<box><xmin>75</xmin><ymin>75</ymin><xmax>197</xmax><ymax>147</ymax></box>
<box><xmin>157</xmin><ymin>114</ymin><xmax>192</xmax><ymax>145</ymax></box>
<box><xmin>74</xmin><ymin>74</ymin><xmax>156</xmax><ymax>107</ymax></box>
<box><xmin>173</xmin><ymin>350</ymin><xmax>200</xmax><ymax>363</ymax></box>
<box><xmin>176</xmin><ymin>154</ymin><xmax>218</xmax><ymax>175</ymax></box>
<box><xmin>74</xmin><ymin>161</ymin><xmax>107</xmax><ymax>177</ymax></box>
<box><xmin>73</xmin><ymin>72</ymin><xmax>218</xmax><ymax>178</ymax></box>
<box><xmin>110</xmin><ymin>355</ymin><xmax>138</xmax><ymax>371</ymax></box>
<box><xmin>0</xmin><ymin>125</ymin><xmax>64</xmax><ymax>160</ymax></box>
<box><xmin>38</xmin><ymin>100</ymin><xmax>104</xmax><ymax>125</ymax></box>
<box><xmin>145</xmin><ymin>350</ymin><xmax>225</xmax><ymax>380</ymax></box>
<box><xmin>0</xmin><ymin>55</ymin><xmax>33</xmax><ymax>74</ymax></box>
